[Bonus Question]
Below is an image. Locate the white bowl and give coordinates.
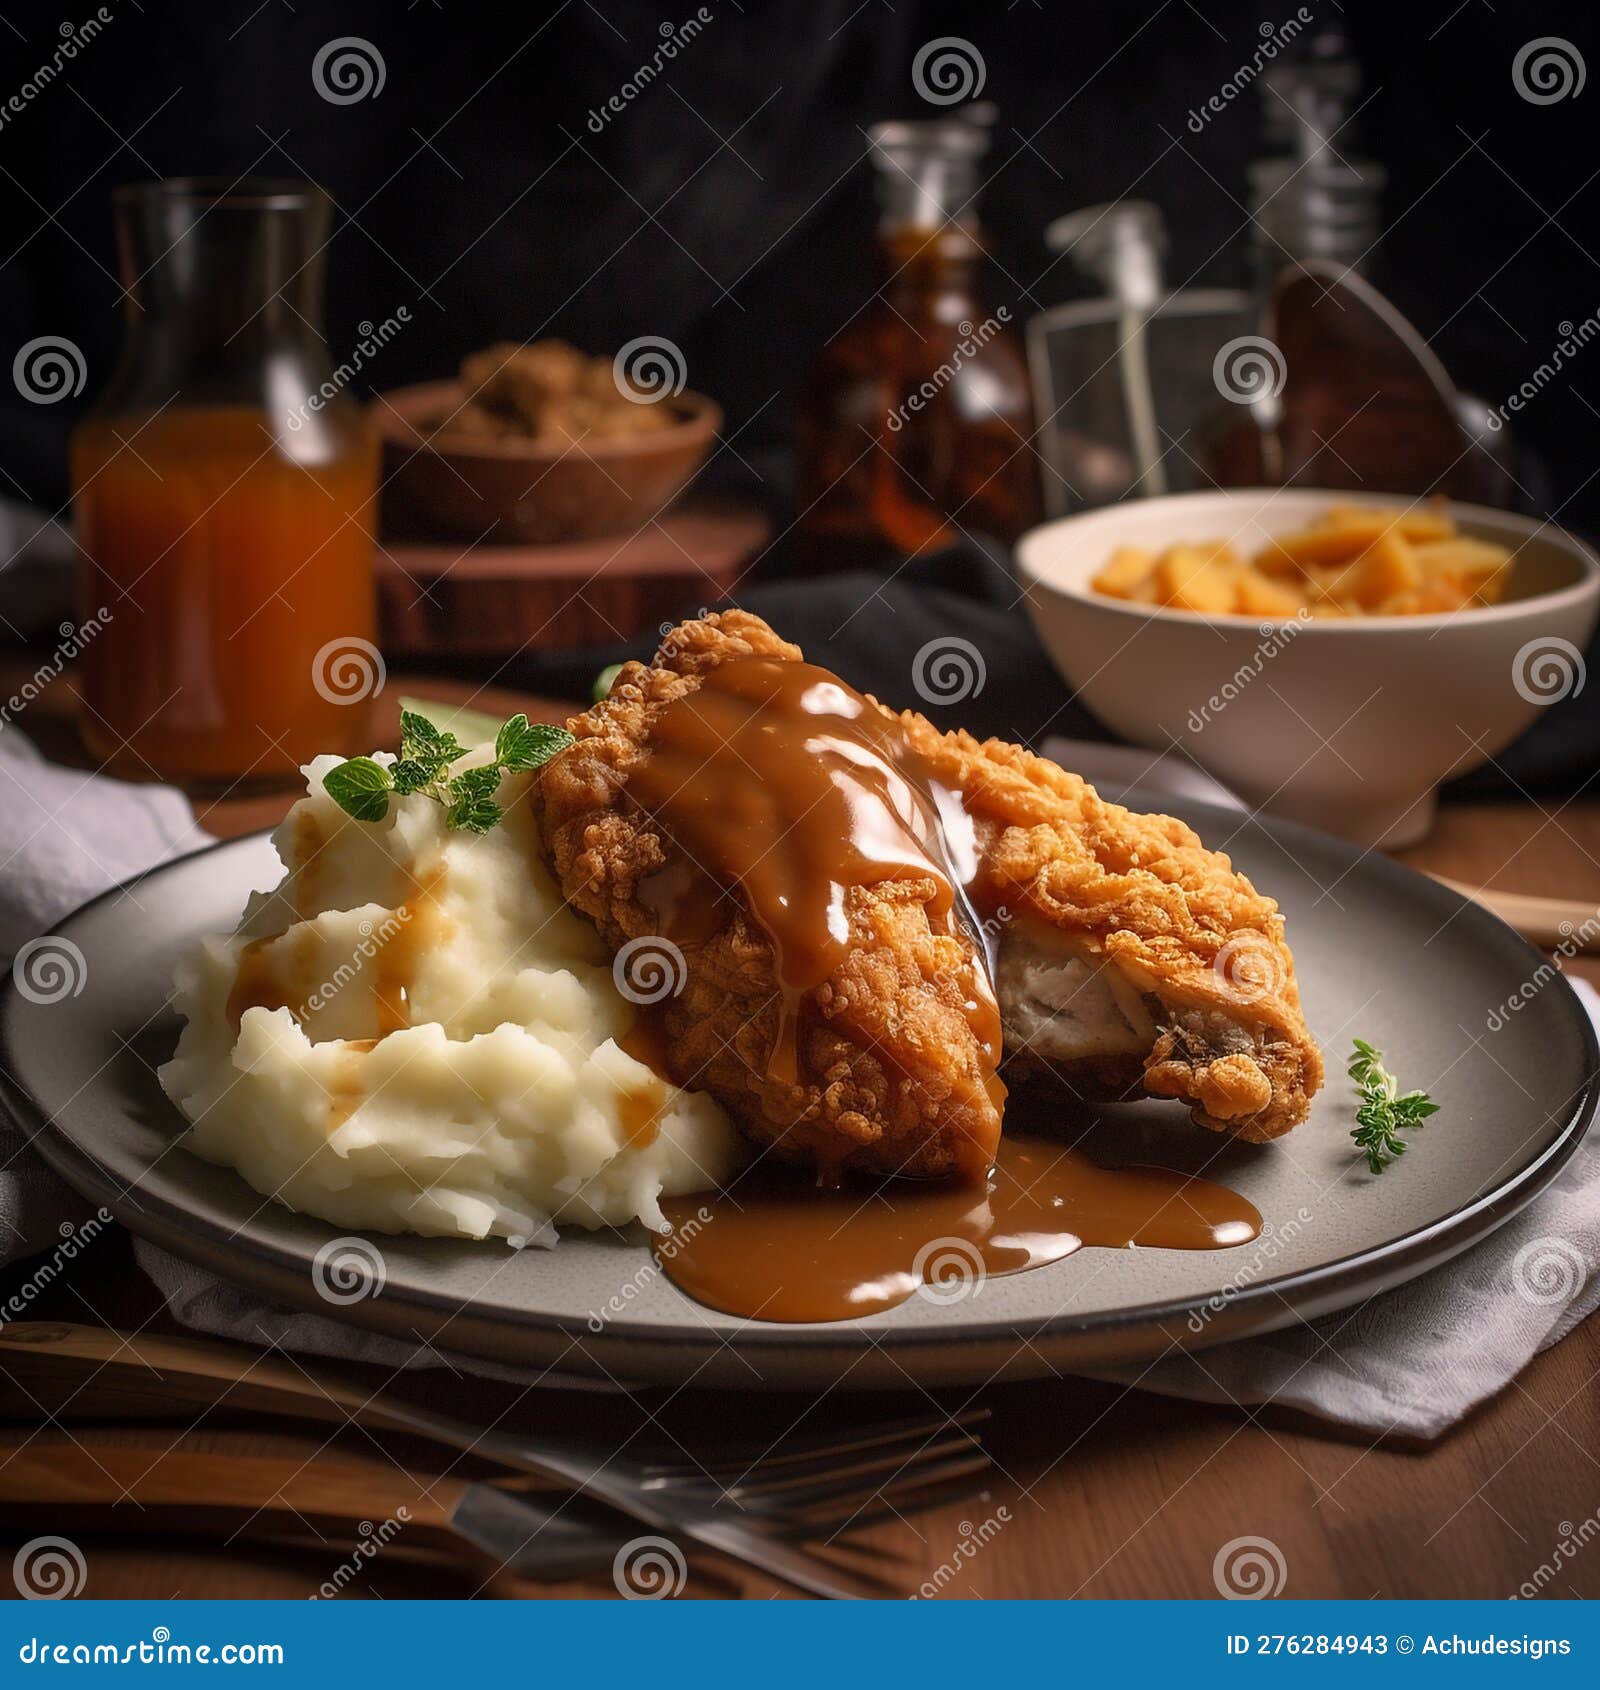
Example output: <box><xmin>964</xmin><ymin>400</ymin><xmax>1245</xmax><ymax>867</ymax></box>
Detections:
<box><xmin>1016</xmin><ymin>488</ymin><xmax>1600</xmax><ymax>848</ymax></box>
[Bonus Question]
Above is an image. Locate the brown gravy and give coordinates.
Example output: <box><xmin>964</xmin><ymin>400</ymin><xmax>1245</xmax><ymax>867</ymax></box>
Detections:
<box><xmin>327</xmin><ymin>1038</ymin><xmax>377</xmax><ymax>1134</ymax></box>
<box><xmin>626</xmin><ymin>655</ymin><xmax>1001</xmax><ymax>1161</ymax></box>
<box><xmin>226</xmin><ymin>864</ymin><xmax>444</xmax><ymax>1036</ymax></box>
<box><xmin>656</xmin><ymin>1136</ymin><xmax>1261</xmax><ymax>1323</ymax></box>
<box><xmin>226</xmin><ymin>863</ymin><xmax>446</xmax><ymax>1137</ymax></box>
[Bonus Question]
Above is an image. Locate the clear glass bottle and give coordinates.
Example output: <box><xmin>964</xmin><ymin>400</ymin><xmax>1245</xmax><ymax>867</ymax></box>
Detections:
<box><xmin>71</xmin><ymin>178</ymin><xmax>378</xmax><ymax>785</ymax></box>
<box><xmin>797</xmin><ymin>120</ymin><xmax>1038</xmax><ymax>573</ymax></box>
<box><xmin>1248</xmin><ymin>24</ymin><xmax>1385</xmax><ymax>293</ymax></box>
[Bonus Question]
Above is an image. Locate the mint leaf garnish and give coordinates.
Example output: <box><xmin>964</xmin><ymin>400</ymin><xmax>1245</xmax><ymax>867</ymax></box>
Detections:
<box><xmin>323</xmin><ymin>757</ymin><xmax>393</xmax><ymax>823</ymax></box>
<box><xmin>445</xmin><ymin>765</ymin><xmax>504</xmax><ymax>833</ymax></box>
<box><xmin>496</xmin><ymin>714</ymin><xmax>574</xmax><ymax>772</ymax></box>
<box><xmin>399</xmin><ymin>707</ymin><xmax>468</xmax><ymax>767</ymax></box>
<box><xmin>323</xmin><ymin>713</ymin><xmax>574</xmax><ymax>835</ymax></box>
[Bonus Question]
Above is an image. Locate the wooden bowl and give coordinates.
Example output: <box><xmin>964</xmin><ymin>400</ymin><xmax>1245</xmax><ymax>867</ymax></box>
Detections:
<box><xmin>374</xmin><ymin>379</ymin><xmax>721</xmax><ymax>545</ymax></box>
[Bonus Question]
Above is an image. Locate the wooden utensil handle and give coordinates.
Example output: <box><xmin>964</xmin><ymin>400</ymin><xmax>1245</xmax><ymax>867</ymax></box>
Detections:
<box><xmin>1432</xmin><ymin>879</ymin><xmax>1600</xmax><ymax>951</ymax></box>
<box><xmin>0</xmin><ymin>1324</ymin><xmax>582</xmax><ymax>1497</ymax></box>
<box><xmin>0</xmin><ymin>1321</ymin><xmax>387</xmax><ymax>1425</ymax></box>
<box><xmin>1</xmin><ymin>1440</ymin><xmax>459</xmax><ymax>1530</ymax></box>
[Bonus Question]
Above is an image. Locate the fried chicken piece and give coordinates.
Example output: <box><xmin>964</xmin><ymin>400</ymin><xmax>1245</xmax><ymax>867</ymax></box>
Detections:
<box><xmin>535</xmin><ymin>611</ymin><xmax>1322</xmax><ymax>1176</ymax></box>
<box><xmin>532</xmin><ymin>613</ymin><xmax>1002</xmax><ymax>1181</ymax></box>
<box><xmin>887</xmin><ymin>720</ymin><xmax>1323</xmax><ymax>1141</ymax></box>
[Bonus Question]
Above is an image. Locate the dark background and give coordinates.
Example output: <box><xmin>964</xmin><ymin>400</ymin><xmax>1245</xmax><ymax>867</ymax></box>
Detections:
<box><xmin>1</xmin><ymin>0</ymin><xmax>1596</xmax><ymax>779</ymax></box>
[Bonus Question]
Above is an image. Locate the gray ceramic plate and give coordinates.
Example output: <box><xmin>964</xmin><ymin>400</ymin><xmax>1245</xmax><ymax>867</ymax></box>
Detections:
<box><xmin>2</xmin><ymin>798</ymin><xmax>1595</xmax><ymax>1389</ymax></box>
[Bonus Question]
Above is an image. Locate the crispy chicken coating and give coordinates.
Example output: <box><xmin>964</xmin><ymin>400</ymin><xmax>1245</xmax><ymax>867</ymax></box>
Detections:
<box><xmin>890</xmin><ymin>717</ymin><xmax>1324</xmax><ymax>1140</ymax></box>
<box><xmin>534</xmin><ymin>610</ymin><xmax>1322</xmax><ymax>1178</ymax></box>
<box><xmin>532</xmin><ymin>613</ymin><xmax>1001</xmax><ymax>1181</ymax></box>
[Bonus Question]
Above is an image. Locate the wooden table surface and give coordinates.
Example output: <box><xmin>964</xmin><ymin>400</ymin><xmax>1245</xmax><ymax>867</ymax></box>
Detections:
<box><xmin>2</xmin><ymin>665</ymin><xmax>1597</xmax><ymax>1601</ymax></box>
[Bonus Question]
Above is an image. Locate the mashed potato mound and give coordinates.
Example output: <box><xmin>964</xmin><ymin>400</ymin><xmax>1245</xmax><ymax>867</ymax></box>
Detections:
<box><xmin>160</xmin><ymin>748</ymin><xmax>740</xmax><ymax>1245</ymax></box>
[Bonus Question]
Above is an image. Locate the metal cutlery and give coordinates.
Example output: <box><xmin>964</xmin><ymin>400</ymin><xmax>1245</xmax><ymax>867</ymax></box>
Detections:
<box><xmin>0</xmin><ymin>1322</ymin><xmax>992</xmax><ymax>1597</ymax></box>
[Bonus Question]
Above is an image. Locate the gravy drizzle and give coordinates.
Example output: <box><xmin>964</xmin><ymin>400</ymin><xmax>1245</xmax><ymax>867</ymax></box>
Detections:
<box><xmin>658</xmin><ymin>1136</ymin><xmax>1262</xmax><ymax>1323</ymax></box>
<box><xmin>625</xmin><ymin>653</ymin><xmax>1263</xmax><ymax>1323</ymax></box>
<box><xmin>225</xmin><ymin>862</ymin><xmax>446</xmax><ymax>1135</ymax></box>
<box><xmin>628</xmin><ymin>656</ymin><xmax>1002</xmax><ymax>1145</ymax></box>
<box><xmin>226</xmin><ymin>864</ymin><xmax>445</xmax><ymax>1037</ymax></box>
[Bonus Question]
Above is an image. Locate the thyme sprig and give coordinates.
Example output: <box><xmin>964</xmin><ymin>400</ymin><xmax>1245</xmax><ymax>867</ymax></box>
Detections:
<box><xmin>1348</xmin><ymin>1037</ymin><xmax>1439</xmax><ymax>1174</ymax></box>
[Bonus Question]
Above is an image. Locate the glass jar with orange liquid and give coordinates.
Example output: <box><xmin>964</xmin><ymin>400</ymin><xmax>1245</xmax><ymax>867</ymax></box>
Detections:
<box><xmin>71</xmin><ymin>178</ymin><xmax>378</xmax><ymax>785</ymax></box>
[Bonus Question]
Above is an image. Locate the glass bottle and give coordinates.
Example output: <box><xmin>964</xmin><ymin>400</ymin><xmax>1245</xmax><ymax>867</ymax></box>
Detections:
<box><xmin>797</xmin><ymin>120</ymin><xmax>1038</xmax><ymax>573</ymax></box>
<box><xmin>1249</xmin><ymin>24</ymin><xmax>1384</xmax><ymax>294</ymax></box>
<box><xmin>71</xmin><ymin>178</ymin><xmax>378</xmax><ymax>785</ymax></box>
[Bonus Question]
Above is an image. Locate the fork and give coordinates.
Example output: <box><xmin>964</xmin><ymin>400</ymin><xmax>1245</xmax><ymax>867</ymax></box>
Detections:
<box><xmin>217</xmin><ymin>1390</ymin><xmax>988</xmax><ymax>1597</ymax></box>
<box><xmin>0</xmin><ymin>1323</ymin><xmax>991</xmax><ymax>1597</ymax></box>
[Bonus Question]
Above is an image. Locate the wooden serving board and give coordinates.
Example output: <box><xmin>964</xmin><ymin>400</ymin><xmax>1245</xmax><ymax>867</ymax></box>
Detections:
<box><xmin>377</xmin><ymin>496</ymin><xmax>770</xmax><ymax>658</ymax></box>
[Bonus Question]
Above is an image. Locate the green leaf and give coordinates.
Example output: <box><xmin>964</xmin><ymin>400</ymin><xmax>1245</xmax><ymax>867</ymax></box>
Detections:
<box><xmin>397</xmin><ymin>695</ymin><xmax>507</xmax><ymax>749</ymax></box>
<box><xmin>592</xmin><ymin>663</ymin><xmax>624</xmax><ymax>702</ymax></box>
<box><xmin>388</xmin><ymin>757</ymin><xmax>437</xmax><ymax>796</ymax></box>
<box><xmin>1347</xmin><ymin>1038</ymin><xmax>1438</xmax><ymax>1174</ymax></box>
<box><xmin>495</xmin><ymin>716</ymin><xmax>575</xmax><ymax>772</ymax></box>
<box><xmin>399</xmin><ymin>708</ymin><xmax>467</xmax><ymax>767</ymax></box>
<box><xmin>445</xmin><ymin>765</ymin><xmax>504</xmax><ymax>833</ymax></box>
<box><xmin>323</xmin><ymin>757</ymin><xmax>393</xmax><ymax>823</ymax></box>
<box><xmin>335</xmin><ymin>700</ymin><xmax>571</xmax><ymax>837</ymax></box>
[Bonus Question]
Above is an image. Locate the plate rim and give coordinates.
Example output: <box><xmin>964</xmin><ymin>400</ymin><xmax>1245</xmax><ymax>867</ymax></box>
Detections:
<box><xmin>3</xmin><ymin>804</ymin><xmax>1597</xmax><ymax>1365</ymax></box>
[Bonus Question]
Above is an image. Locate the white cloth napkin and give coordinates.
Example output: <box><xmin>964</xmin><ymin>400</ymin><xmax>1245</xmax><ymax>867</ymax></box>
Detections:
<box><xmin>0</xmin><ymin>729</ymin><xmax>209</xmax><ymax>1262</ymax></box>
<box><xmin>1</xmin><ymin>729</ymin><xmax>1596</xmax><ymax>1436</ymax></box>
<box><xmin>1094</xmin><ymin>1020</ymin><xmax>1600</xmax><ymax>1439</ymax></box>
